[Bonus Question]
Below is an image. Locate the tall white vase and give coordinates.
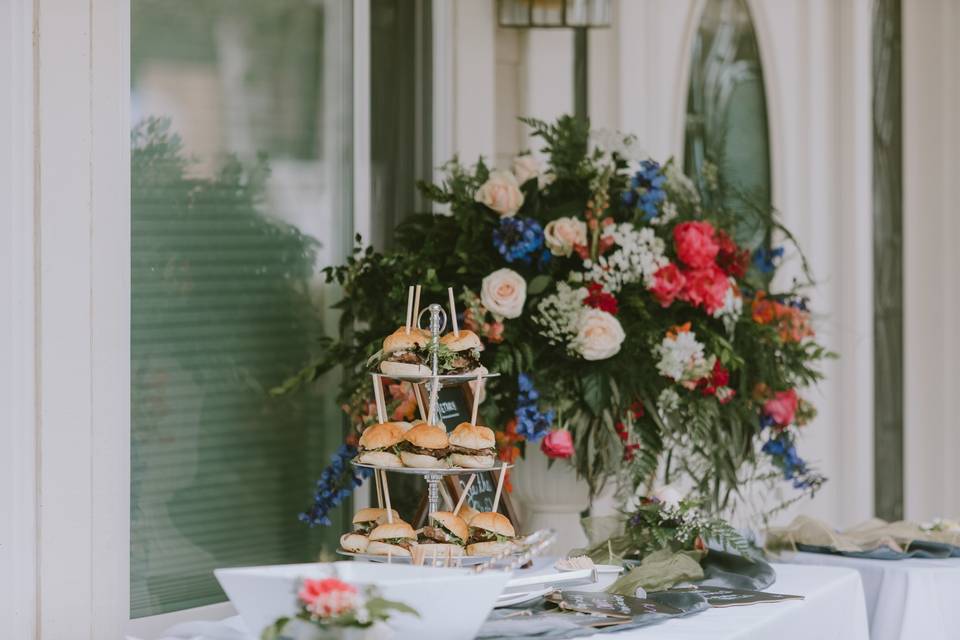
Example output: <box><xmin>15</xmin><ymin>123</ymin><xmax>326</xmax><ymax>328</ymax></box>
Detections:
<box><xmin>511</xmin><ymin>445</ymin><xmax>590</xmax><ymax>555</ymax></box>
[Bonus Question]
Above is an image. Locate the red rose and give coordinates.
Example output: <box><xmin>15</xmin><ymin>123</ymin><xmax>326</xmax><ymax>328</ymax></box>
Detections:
<box><xmin>715</xmin><ymin>230</ymin><xmax>750</xmax><ymax>278</ymax></box>
<box><xmin>650</xmin><ymin>263</ymin><xmax>687</xmax><ymax>307</ymax></box>
<box><xmin>674</xmin><ymin>221</ymin><xmax>720</xmax><ymax>269</ymax></box>
<box><xmin>698</xmin><ymin>360</ymin><xmax>730</xmax><ymax>396</ymax></box>
<box><xmin>764</xmin><ymin>389</ymin><xmax>799</xmax><ymax>426</ymax></box>
<box><xmin>584</xmin><ymin>283</ymin><xmax>619</xmax><ymax>315</ymax></box>
<box><xmin>680</xmin><ymin>265</ymin><xmax>730</xmax><ymax>314</ymax></box>
<box><xmin>540</xmin><ymin>430</ymin><xmax>575</xmax><ymax>459</ymax></box>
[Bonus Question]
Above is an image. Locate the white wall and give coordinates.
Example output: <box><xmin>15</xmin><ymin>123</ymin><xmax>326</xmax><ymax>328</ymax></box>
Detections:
<box><xmin>453</xmin><ymin>0</ymin><xmax>876</xmax><ymax>527</ymax></box>
<box><xmin>903</xmin><ymin>0</ymin><xmax>960</xmax><ymax>522</ymax></box>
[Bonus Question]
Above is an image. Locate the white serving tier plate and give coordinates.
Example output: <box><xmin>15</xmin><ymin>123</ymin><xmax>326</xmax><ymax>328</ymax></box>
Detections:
<box><xmin>336</xmin><ymin>549</ymin><xmax>495</xmax><ymax>565</ymax></box>
<box><xmin>215</xmin><ymin>561</ymin><xmax>510</xmax><ymax>640</ymax></box>
<box><xmin>369</xmin><ymin>370</ymin><xmax>501</xmax><ymax>385</ymax></box>
<box><xmin>351</xmin><ymin>460</ymin><xmax>512</xmax><ymax>475</ymax></box>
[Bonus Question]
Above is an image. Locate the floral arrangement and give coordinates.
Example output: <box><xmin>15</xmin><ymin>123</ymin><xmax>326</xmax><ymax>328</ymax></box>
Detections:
<box><xmin>277</xmin><ymin>116</ymin><xmax>831</xmax><ymax>518</ymax></box>
<box><xmin>262</xmin><ymin>577</ymin><xmax>417</xmax><ymax>640</ymax></box>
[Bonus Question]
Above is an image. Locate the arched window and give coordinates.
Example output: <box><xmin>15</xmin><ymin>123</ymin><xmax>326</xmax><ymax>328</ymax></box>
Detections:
<box><xmin>684</xmin><ymin>0</ymin><xmax>771</xmax><ymax>249</ymax></box>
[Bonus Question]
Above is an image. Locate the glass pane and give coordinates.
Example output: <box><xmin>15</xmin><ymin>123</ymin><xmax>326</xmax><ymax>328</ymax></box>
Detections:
<box><xmin>130</xmin><ymin>0</ymin><xmax>352</xmax><ymax>618</ymax></box>
<box><xmin>683</xmin><ymin>0</ymin><xmax>771</xmax><ymax>250</ymax></box>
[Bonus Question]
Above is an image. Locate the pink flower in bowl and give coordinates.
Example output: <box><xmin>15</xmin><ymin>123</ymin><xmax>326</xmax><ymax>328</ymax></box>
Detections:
<box><xmin>298</xmin><ymin>578</ymin><xmax>359</xmax><ymax>618</ymax></box>
<box><xmin>541</xmin><ymin>429</ymin><xmax>574</xmax><ymax>459</ymax></box>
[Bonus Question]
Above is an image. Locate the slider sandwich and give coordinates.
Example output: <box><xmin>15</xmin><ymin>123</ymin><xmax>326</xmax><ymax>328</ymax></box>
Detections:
<box><xmin>380</xmin><ymin>328</ymin><xmax>432</xmax><ymax>377</ymax></box>
<box><xmin>447</xmin><ymin>422</ymin><xmax>496</xmax><ymax>468</ymax></box>
<box><xmin>399</xmin><ymin>423</ymin><xmax>449</xmax><ymax>468</ymax></box>
<box><xmin>417</xmin><ymin>511</ymin><xmax>468</xmax><ymax>557</ymax></box>
<box><xmin>367</xmin><ymin>520</ymin><xmax>418</xmax><ymax>557</ymax></box>
<box><xmin>466</xmin><ymin>512</ymin><xmax>516</xmax><ymax>556</ymax></box>
<box><xmin>439</xmin><ymin>330</ymin><xmax>485</xmax><ymax>375</ymax></box>
<box><xmin>357</xmin><ymin>422</ymin><xmax>405</xmax><ymax>468</ymax></box>
<box><xmin>340</xmin><ymin>508</ymin><xmax>401</xmax><ymax>553</ymax></box>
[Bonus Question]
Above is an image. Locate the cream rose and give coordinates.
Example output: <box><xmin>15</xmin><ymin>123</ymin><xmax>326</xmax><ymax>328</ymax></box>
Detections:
<box><xmin>650</xmin><ymin>485</ymin><xmax>684</xmax><ymax>510</ymax></box>
<box><xmin>481</xmin><ymin>268</ymin><xmax>527</xmax><ymax>319</ymax></box>
<box><xmin>474</xmin><ymin>170</ymin><xmax>524</xmax><ymax>217</ymax></box>
<box><xmin>573</xmin><ymin>308</ymin><xmax>625</xmax><ymax>361</ymax></box>
<box><xmin>544</xmin><ymin>217</ymin><xmax>588</xmax><ymax>257</ymax></box>
<box><xmin>512</xmin><ymin>154</ymin><xmax>541</xmax><ymax>185</ymax></box>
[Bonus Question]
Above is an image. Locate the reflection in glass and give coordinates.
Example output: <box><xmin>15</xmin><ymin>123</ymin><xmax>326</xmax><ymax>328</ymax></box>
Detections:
<box><xmin>683</xmin><ymin>0</ymin><xmax>771</xmax><ymax>250</ymax></box>
<box><xmin>130</xmin><ymin>0</ymin><xmax>351</xmax><ymax>618</ymax></box>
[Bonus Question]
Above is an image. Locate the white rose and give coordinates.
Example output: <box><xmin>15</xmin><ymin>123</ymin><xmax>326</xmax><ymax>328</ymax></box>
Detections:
<box><xmin>544</xmin><ymin>217</ymin><xmax>588</xmax><ymax>257</ymax></box>
<box><xmin>651</xmin><ymin>485</ymin><xmax>684</xmax><ymax>510</ymax></box>
<box><xmin>572</xmin><ymin>308</ymin><xmax>625</xmax><ymax>361</ymax></box>
<box><xmin>481</xmin><ymin>269</ymin><xmax>527</xmax><ymax>319</ymax></box>
<box><xmin>474</xmin><ymin>170</ymin><xmax>524</xmax><ymax>217</ymax></box>
<box><xmin>512</xmin><ymin>154</ymin><xmax>541</xmax><ymax>185</ymax></box>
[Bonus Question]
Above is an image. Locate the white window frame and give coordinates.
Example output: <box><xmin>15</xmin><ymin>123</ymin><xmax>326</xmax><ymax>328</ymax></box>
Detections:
<box><xmin>1</xmin><ymin>0</ymin><xmax>380</xmax><ymax>637</ymax></box>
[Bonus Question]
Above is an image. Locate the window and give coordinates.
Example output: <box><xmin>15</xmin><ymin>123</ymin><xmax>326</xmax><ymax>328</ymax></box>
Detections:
<box><xmin>130</xmin><ymin>0</ymin><xmax>352</xmax><ymax>617</ymax></box>
<box><xmin>683</xmin><ymin>0</ymin><xmax>771</xmax><ymax>249</ymax></box>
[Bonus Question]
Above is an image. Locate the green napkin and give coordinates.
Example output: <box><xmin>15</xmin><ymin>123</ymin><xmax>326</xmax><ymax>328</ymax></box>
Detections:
<box><xmin>605</xmin><ymin>549</ymin><xmax>705</xmax><ymax>595</ymax></box>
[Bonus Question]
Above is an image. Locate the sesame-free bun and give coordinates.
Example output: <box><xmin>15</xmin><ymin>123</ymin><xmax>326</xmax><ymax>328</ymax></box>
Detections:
<box><xmin>369</xmin><ymin>521</ymin><xmax>416</xmax><ymax>541</ymax></box>
<box><xmin>440</xmin><ymin>330</ymin><xmax>483</xmax><ymax>352</ymax></box>
<box><xmin>380</xmin><ymin>360</ymin><xmax>432</xmax><ymax>377</ymax></box>
<box><xmin>400</xmin><ymin>452</ymin><xmax>448</xmax><ymax>468</ymax></box>
<box><xmin>448</xmin><ymin>453</ymin><xmax>494</xmax><ymax>469</ymax></box>
<box><xmin>383</xmin><ymin>328</ymin><xmax>430</xmax><ymax>353</ymax></box>
<box><xmin>339</xmin><ymin>533</ymin><xmax>368</xmax><ymax>553</ymax></box>
<box><xmin>367</xmin><ymin>541</ymin><xmax>412</xmax><ymax>557</ymax></box>
<box><xmin>430</xmin><ymin>511</ymin><xmax>469</xmax><ymax>542</ymax></box>
<box><xmin>356</xmin><ymin>450</ymin><xmax>403</xmax><ymax>467</ymax></box>
<box><xmin>470</xmin><ymin>512</ymin><xmax>516</xmax><ymax>538</ymax></box>
<box><xmin>359</xmin><ymin>422</ymin><xmax>404</xmax><ymax>450</ymax></box>
<box><xmin>458</xmin><ymin>505</ymin><xmax>480</xmax><ymax>524</ymax></box>
<box><xmin>466</xmin><ymin>541</ymin><xmax>514</xmax><ymax>556</ymax></box>
<box><xmin>404</xmin><ymin>423</ymin><xmax>449</xmax><ymax>449</ymax></box>
<box><xmin>352</xmin><ymin>508</ymin><xmax>400</xmax><ymax>525</ymax></box>
<box><xmin>449</xmin><ymin>423</ymin><xmax>495</xmax><ymax>449</ymax></box>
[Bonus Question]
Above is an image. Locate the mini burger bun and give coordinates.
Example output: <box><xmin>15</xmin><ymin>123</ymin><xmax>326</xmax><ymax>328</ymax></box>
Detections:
<box><xmin>358</xmin><ymin>422</ymin><xmax>404</xmax><ymax>449</ymax></box>
<box><xmin>366</xmin><ymin>541</ymin><xmax>412</xmax><ymax>557</ymax></box>
<box><xmin>380</xmin><ymin>360</ymin><xmax>432</xmax><ymax>377</ymax></box>
<box><xmin>383</xmin><ymin>328</ymin><xmax>429</xmax><ymax>353</ymax></box>
<box><xmin>400</xmin><ymin>451</ymin><xmax>448</xmax><ymax>469</ymax></box>
<box><xmin>404</xmin><ymin>423</ymin><xmax>449</xmax><ymax>449</ymax></box>
<box><xmin>449</xmin><ymin>423</ymin><xmax>496</xmax><ymax>449</ymax></box>
<box><xmin>339</xmin><ymin>533</ymin><xmax>368</xmax><ymax>553</ymax></box>
<box><xmin>470</xmin><ymin>512</ymin><xmax>516</xmax><ymax>538</ymax></box>
<box><xmin>368</xmin><ymin>520</ymin><xmax>417</xmax><ymax>542</ymax></box>
<box><xmin>352</xmin><ymin>507</ymin><xmax>399</xmax><ymax>525</ymax></box>
<box><xmin>458</xmin><ymin>505</ymin><xmax>480</xmax><ymax>524</ymax></box>
<box><xmin>355</xmin><ymin>450</ymin><xmax>403</xmax><ymax>468</ymax></box>
<box><xmin>466</xmin><ymin>541</ymin><xmax>514</xmax><ymax>557</ymax></box>
<box><xmin>447</xmin><ymin>453</ymin><xmax>494</xmax><ymax>469</ymax></box>
<box><xmin>440</xmin><ymin>330</ymin><xmax>483</xmax><ymax>352</ymax></box>
<box><xmin>429</xmin><ymin>511</ymin><xmax>469</xmax><ymax>542</ymax></box>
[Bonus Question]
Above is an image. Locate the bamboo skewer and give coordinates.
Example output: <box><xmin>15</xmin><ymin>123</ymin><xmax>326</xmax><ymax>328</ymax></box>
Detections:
<box><xmin>453</xmin><ymin>474</ymin><xmax>477</xmax><ymax>516</ymax></box>
<box><xmin>493</xmin><ymin>462</ymin><xmax>508</xmax><ymax>513</ymax></box>
<box><xmin>374</xmin><ymin>470</ymin><xmax>383</xmax><ymax>508</ymax></box>
<box><xmin>405</xmin><ymin>285</ymin><xmax>414</xmax><ymax>335</ymax></box>
<box><xmin>372</xmin><ymin>376</ymin><xmax>386</xmax><ymax>423</ymax></box>
<box><xmin>413</xmin><ymin>285</ymin><xmax>422</xmax><ymax>328</ymax></box>
<box><xmin>413</xmin><ymin>384</ymin><xmax>427</xmax><ymax>421</ymax></box>
<box><xmin>448</xmin><ymin>287</ymin><xmax>460</xmax><ymax>337</ymax></box>
<box><xmin>381</xmin><ymin>470</ymin><xmax>394</xmax><ymax>524</ymax></box>
<box><xmin>470</xmin><ymin>371</ymin><xmax>483</xmax><ymax>425</ymax></box>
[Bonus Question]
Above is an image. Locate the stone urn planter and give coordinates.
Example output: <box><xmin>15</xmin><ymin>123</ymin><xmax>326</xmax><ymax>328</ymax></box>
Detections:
<box><xmin>510</xmin><ymin>445</ymin><xmax>591</xmax><ymax>555</ymax></box>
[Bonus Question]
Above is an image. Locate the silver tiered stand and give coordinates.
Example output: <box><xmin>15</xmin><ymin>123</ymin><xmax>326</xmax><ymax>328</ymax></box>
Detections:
<box><xmin>351</xmin><ymin>303</ymin><xmax>506</xmax><ymax>517</ymax></box>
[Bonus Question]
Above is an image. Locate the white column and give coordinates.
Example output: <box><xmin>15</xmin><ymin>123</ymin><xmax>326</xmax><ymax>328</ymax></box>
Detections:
<box><xmin>452</xmin><ymin>0</ymin><xmax>497</xmax><ymax>162</ymax></box>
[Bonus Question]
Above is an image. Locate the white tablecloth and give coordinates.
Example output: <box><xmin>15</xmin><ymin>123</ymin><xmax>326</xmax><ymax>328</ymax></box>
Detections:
<box><xmin>784</xmin><ymin>551</ymin><xmax>960</xmax><ymax>640</ymax></box>
<box><xmin>146</xmin><ymin>563</ymin><xmax>868</xmax><ymax>640</ymax></box>
<box><xmin>585</xmin><ymin>563</ymin><xmax>868</xmax><ymax>640</ymax></box>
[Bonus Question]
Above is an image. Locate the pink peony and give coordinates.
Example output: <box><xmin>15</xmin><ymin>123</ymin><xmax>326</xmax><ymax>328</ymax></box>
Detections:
<box><xmin>540</xmin><ymin>429</ymin><xmax>574</xmax><ymax>459</ymax></box>
<box><xmin>650</xmin><ymin>263</ymin><xmax>687</xmax><ymax>307</ymax></box>
<box><xmin>298</xmin><ymin>578</ymin><xmax>358</xmax><ymax>618</ymax></box>
<box><xmin>764</xmin><ymin>389</ymin><xmax>799</xmax><ymax>426</ymax></box>
<box><xmin>680</xmin><ymin>265</ymin><xmax>730</xmax><ymax>314</ymax></box>
<box><xmin>674</xmin><ymin>221</ymin><xmax>720</xmax><ymax>269</ymax></box>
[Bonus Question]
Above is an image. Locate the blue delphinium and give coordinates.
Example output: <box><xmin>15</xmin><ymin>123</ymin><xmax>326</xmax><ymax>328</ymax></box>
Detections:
<box><xmin>622</xmin><ymin>160</ymin><xmax>666</xmax><ymax>220</ymax></box>
<box><xmin>515</xmin><ymin>372</ymin><xmax>554</xmax><ymax>442</ymax></box>
<box><xmin>752</xmin><ymin>246</ymin><xmax>784</xmax><ymax>274</ymax></box>
<box><xmin>761</xmin><ymin>429</ymin><xmax>825</xmax><ymax>491</ymax></box>
<box><xmin>300</xmin><ymin>442</ymin><xmax>372</xmax><ymax>527</ymax></box>
<box><xmin>493</xmin><ymin>217</ymin><xmax>545</xmax><ymax>266</ymax></box>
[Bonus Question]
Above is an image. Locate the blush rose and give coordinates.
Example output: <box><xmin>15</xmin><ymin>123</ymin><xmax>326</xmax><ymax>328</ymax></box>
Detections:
<box><xmin>481</xmin><ymin>268</ymin><xmax>527</xmax><ymax>319</ymax></box>
<box><xmin>475</xmin><ymin>170</ymin><xmax>524</xmax><ymax>217</ymax></box>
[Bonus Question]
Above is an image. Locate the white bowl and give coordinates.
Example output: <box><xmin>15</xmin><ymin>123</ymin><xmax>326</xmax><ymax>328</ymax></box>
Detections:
<box><xmin>215</xmin><ymin>561</ymin><xmax>510</xmax><ymax>640</ymax></box>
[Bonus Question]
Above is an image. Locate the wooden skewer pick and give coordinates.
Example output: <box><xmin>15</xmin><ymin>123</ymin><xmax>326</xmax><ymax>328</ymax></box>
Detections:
<box><xmin>413</xmin><ymin>285</ymin><xmax>422</xmax><ymax>328</ymax></box>
<box><xmin>493</xmin><ymin>462</ymin><xmax>508</xmax><ymax>513</ymax></box>
<box><xmin>381</xmin><ymin>470</ymin><xmax>394</xmax><ymax>523</ymax></box>
<box><xmin>470</xmin><ymin>371</ymin><xmax>483</xmax><ymax>425</ymax></box>
<box><xmin>413</xmin><ymin>384</ymin><xmax>427</xmax><ymax>421</ymax></box>
<box><xmin>374</xmin><ymin>470</ymin><xmax>383</xmax><ymax>509</ymax></box>
<box><xmin>453</xmin><ymin>474</ymin><xmax>477</xmax><ymax>516</ymax></box>
<box><xmin>405</xmin><ymin>285</ymin><xmax>414</xmax><ymax>335</ymax></box>
<box><xmin>448</xmin><ymin>287</ymin><xmax>460</xmax><ymax>336</ymax></box>
<box><xmin>372</xmin><ymin>376</ymin><xmax>386</xmax><ymax>423</ymax></box>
